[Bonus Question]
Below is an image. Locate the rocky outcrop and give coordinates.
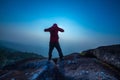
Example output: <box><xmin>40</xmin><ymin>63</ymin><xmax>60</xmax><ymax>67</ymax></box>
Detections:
<box><xmin>0</xmin><ymin>53</ymin><xmax>120</xmax><ymax>80</ymax></box>
<box><xmin>0</xmin><ymin>44</ymin><xmax>120</xmax><ymax>80</ymax></box>
<box><xmin>0</xmin><ymin>59</ymin><xmax>56</xmax><ymax>80</ymax></box>
<box><xmin>82</xmin><ymin>44</ymin><xmax>120</xmax><ymax>70</ymax></box>
<box><xmin>57</xmin><ymin>53</ymin><xmax>119</xmax><ymax>80</ymax></box>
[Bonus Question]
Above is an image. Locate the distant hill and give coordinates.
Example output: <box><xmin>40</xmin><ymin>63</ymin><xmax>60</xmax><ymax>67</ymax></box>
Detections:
<box><xmin>0</xmin><ymin>40</ymin><xmax>46</xmax><ymax>55</ymax></box>
<box><xmin>0</xmin><ymin>45</ymin><xmax>45</xmax><ymax>69</ymax></box>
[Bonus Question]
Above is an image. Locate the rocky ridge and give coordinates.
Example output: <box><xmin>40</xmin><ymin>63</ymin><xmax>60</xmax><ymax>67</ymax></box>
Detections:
<box><xmin>0</xmin><ymin>44</ymin><xmax>120</xmax><ymax>80</ymax></box>
<box><xmin>81</xmin><ymin>44</ymin><xmax>120</xmax><ymax>70</ymax></box>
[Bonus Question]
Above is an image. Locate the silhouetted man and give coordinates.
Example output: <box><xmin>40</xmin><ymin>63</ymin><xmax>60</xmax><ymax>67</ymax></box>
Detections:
<box><xmin>44</xmin><ymin>23</ymin><xmax>64</xmax><ymax>60</ymax></box>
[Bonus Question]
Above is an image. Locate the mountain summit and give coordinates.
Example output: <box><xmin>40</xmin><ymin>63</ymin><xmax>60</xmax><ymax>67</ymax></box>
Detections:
<box><xmin>0</xmin><ymin>44</ymin><xmax>120</xmax><ymax>80</ymax></box>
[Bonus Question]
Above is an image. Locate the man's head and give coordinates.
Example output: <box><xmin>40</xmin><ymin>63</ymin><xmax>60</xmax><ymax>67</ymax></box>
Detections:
<box><xmin>53</xmin><ymin>23</ymin><xmax>58</xmax><ymax>27</ymax></box>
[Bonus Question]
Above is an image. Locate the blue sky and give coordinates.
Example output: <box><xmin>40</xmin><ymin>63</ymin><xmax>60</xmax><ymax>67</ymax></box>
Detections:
<box><xmin>0</xmin><ymin>0</ymin><xmax>120</xmax><ymax>57</ymax></box>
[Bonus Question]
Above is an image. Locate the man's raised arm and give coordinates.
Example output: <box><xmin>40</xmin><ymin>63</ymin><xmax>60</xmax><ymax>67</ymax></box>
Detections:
<box><xmin>58</xmin><ymin>28</ymin><xmax>64</xmax><ymax>32</ymax></box>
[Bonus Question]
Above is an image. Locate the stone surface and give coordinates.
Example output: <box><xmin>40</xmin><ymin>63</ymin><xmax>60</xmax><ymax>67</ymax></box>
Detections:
<box><xmin>82</xmin><ymin>44</ymin><xmax>120</xmax><ymax>70</ymax></box>
<box><xmin>57</xmin><ymin>53</ymin><xmax>119</xmax><ymax>80</ymax></box>
<box><xmin>1</xmin><ymin>53</ymin><xmax>119</xmax><ymax>80</ymax></box>
<box><xmin>0</xmin><ymin>44</ymin><xmax>120</xmax><ymax>80</ymax></box>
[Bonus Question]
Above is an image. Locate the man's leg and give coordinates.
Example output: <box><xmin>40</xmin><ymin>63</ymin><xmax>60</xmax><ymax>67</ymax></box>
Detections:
<box><xmin>48</xmin><ymin>42</ymin><xmax>54</xmax><ymax>60</ymax></box>
<box><xmin>55</xmin><ymin>42</ymin><xmax>63</xmax><ymax>60</ymax></box>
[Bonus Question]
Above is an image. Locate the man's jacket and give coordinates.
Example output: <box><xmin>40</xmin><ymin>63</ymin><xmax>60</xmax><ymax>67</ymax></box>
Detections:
<box><xmin>44</xmin><ymin>25</ymin><xmax>64</xmax><ymax>43</ymax></box>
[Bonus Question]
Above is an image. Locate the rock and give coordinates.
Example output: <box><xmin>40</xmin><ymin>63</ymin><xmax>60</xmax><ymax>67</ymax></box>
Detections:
<box><xmin>82</xmin><ymin>44</ymin><xmax>120</xmax><ymax>70</ymax></box>
<box><xmin>3</xmin><ymin>58</ymin><xmax>46</xmax><ymax>70</ymax></box>
<box><xmin>28</xmin><ymin>60</ymin><xmax>56</xmax><ymax>80</ymax></box>
<box><xmin>57</xmin><ymin>53</ymin><xmax>119</xmax><ymax>80</ymax></box>
<box><xmin>93</xmin><ymin>45</ymin><xmax>120</xmax><ymax>70</ymax></box>
<box><xmin>0</xmin><ymin>54</ymin><xmax>120</xmax><ymax>80</ymax></box>
<box><xmin>0</xmin><ymin>59</ymin><xmax>56</xmax><ymax>80</ymax></box>
<box><xmin>0</xmin><ymin>44</ymin><xmax>120</xmax><ymax>80</ymax></box>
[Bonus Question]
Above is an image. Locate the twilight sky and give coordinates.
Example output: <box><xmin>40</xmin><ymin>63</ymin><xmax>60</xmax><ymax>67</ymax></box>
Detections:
<box><xmin>0</xmin><ymin>0</ymin><xmax>120</xmax><ymax>57</ymax></box>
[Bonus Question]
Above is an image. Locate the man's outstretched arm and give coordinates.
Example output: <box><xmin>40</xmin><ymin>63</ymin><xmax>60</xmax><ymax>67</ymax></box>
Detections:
<box><xmin>44</xmin><ymin>28</ymin><xmax>51</xmax><ymax>32</ymax></box>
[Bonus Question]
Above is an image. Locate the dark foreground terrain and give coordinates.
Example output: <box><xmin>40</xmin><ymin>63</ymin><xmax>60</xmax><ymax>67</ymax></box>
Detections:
<box><xmin>0</xmin><ymin>44</ymin><xmax>120</xmax><ymax>80</ymax></box>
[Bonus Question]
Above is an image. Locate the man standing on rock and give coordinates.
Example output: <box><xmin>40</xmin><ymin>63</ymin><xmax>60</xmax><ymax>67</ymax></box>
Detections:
<box><xmin>44</xmin><ymin>23</ymin><xmax>64</xmax><ymax>61</ymax></box>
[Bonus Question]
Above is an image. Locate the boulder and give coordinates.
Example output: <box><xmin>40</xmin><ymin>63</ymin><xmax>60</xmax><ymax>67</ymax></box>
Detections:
<box><xmin>82</xmin><ymin>44</ymin><xmax>120</xmax><ymax>70</ymax></box>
